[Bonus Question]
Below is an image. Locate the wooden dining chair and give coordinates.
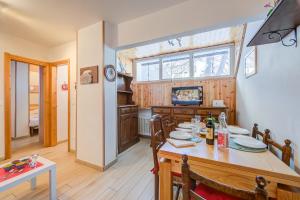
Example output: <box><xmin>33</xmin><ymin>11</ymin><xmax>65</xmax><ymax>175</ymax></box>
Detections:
<box><xmin>252</xmin><ymin>123</ymin><xmax>292</xmax><ymax>166</ymax></box>
<box><xmin>181</xmin><ymin>155</ymin><xmax>269</xmax><ymax>200</ymax></box>
<box><xmin>150</xmin><ymin>114</ymin><xmax>181</xmax><ymax>200</ymax></box>
<box><xmin>161</xmin><ymin>117</ymin><xmax>176</xmax><ymax>138</ymax></box>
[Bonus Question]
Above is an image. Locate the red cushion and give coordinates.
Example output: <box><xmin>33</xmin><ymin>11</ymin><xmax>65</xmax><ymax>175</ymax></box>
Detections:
<box><xmin>172</xmin><ymin>172</ymin><xmax>182</xmax><ymax>177</ymax></box>
<box><xmin>193</xmin><ymin>184</ymin><xmax>241</xmax><ymax>200</ymax></box>
<box><xmin>150</xmin><ymin>167</ymin><xmax>159</xmax><ymax>175</ymax></box>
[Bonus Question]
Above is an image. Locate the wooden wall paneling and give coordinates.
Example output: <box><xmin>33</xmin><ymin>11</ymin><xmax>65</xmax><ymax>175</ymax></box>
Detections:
<box><xmin>132</xmin><ymin>77</ymin><xmax>236</xmax><ymax>124</ymax></box>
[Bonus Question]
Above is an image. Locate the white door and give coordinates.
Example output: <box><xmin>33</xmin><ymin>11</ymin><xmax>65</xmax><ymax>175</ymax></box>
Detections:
<box><xmin>56</xmin><ymin>65</ymin><xmax>68</xmax><ymax>142</ymax></box>
<box><xmin>11</xmin><ymin>61</ymin><xmax>16</xmax><ymax>138</ymax></box>
<box><xmin>16</xmin><ymin>62</ymin><xmax>29</xmax><ymax>138</ymax></box>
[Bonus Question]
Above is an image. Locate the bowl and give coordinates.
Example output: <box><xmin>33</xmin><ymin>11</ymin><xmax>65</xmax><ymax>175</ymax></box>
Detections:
<box><xmin>15</xmin><ymin>162</ymin><xmax>26</xmax><ymax>170</ymax></box>
<box><xmin>2</xmin><ymin>164</ymin><xmax>14</xmax><ymax>172</ymax></box>
<box><xmin>12</xmin><ymin>160</ymin><xmax>21</xmax><ymax>165</ymax></box>
<box><xmin>21</xmin><ymin>158</ymin><xmax>30</xmax><ymax>164</ymax></box>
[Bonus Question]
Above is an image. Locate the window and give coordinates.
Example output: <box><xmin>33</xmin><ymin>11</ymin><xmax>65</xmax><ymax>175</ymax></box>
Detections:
<box><xmin>162</xmin><ymin>54</ymin><xmax>190</xmax><ymax>79</ymax></box>
<box><xmin>136</xmin><ymin>59</ymin><xmax>160</xmax><ymax>82</ymax></box>
<box><xmin>194</xmin><ymin>48</ymin><xmax>231</xmax><ymax>77</ymax></box>
<box><xmin>135</xmin><ymin>45</ymin><xmax>233</xmax><ymax>82</ymax></box>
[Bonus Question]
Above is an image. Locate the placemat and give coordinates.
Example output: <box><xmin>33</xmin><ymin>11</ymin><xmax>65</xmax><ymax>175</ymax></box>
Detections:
<box><xmin>229</xmin><ymin>140</ymin><xmax>267</xmax><ymax>153</ymax></box>
<box><xmin>167</xmin><ymin>138</ymin><xmax>196</xmax><ymax>148</ymax></box>
<box><xmin>0</xmin><ymin>162</ymin><xmax>43</xmax><ymax>183</ymax></box>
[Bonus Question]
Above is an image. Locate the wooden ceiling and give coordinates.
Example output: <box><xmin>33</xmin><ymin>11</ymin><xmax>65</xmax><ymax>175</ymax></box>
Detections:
<box><xmin>118</xmin><ymin>25</ymin><xmax>245</xmax><ymax>61</ymax></box>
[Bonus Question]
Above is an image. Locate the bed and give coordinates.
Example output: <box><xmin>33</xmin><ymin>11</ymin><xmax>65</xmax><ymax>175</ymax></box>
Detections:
<box><xmin>29</xmin><ymin>109</ymin><xmax>39</xmax><ymax>136</ymax></box>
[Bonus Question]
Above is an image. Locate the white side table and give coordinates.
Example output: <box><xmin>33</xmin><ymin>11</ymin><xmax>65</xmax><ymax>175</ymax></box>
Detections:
<box><xmin>0</xmin><ymin>157</ymin><xmax>57</xmax><ymax>200</ymax></box>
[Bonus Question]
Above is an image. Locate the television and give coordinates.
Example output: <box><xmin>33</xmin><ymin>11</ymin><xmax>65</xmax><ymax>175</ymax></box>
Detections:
<box><xmin>172</xmin><ymin>86</ymin><xmax>203</xmax><ymax>106</ymax></box>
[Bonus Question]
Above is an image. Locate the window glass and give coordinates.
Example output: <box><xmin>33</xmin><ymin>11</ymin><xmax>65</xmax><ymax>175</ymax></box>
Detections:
<box><xmin>135</xmin><ymin>46</ymin><xmax>232</xmax><ymax>82</ymax></box>
<box><xmin>193</xmin><ymin>48</ymin><xmax>230</xmax><ymax>77</ymax></box>
<box><xmin>162</xmin><ymin>54</ymin><xmax>190</xmax><ymax>79</ymax></box>
<box><xmin>136</xmin><ymin>59</ymin><xmax>160</xmax><ymax>81</ymax></box>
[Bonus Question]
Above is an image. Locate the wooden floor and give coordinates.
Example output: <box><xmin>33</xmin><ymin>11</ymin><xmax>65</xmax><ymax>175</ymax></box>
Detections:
<box><xmin>0</xmin><ymin>139</ymin><xmax>157</xmax><ymax>200</ymax></box>
<box><xmin>12</xmin><ymin>135</ymin><xmax>40</xmax><ymax>153</ymax></box>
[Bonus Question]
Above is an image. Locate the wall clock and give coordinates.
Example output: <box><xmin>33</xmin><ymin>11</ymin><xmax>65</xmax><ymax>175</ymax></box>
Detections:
<box><xmin>104</xmin><ymin>65</ymin><xmax>116</xmax><ymax>82</ymax></box>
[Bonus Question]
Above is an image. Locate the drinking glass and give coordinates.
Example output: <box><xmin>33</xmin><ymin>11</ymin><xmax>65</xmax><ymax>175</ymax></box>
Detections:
<box><xmin>29</xmin><ymin>154</ymin><xmax>39</xmax><ymax>168</ymax></box>
<box><xmin>195</xmin><ymin>115</ymin><xmax>201</xmax><ymax>123</ymax></box>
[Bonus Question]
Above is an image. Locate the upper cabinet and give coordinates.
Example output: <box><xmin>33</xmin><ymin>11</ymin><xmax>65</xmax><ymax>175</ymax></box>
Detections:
<box><xmin>248</xmin><ymin>0</ymin><xmax>300</xmax><ymax>47</ymax></box>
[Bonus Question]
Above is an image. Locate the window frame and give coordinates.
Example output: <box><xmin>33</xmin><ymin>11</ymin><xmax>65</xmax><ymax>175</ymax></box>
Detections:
<box><xmin>135</xmin><ymin>59</ymin><xmax>160</xmax><ymax>82</ymax></box>
<box><xmin>161</xmin><ymin>53</ymin><xmax>191</xmax><ymax>80</ymax></box>
<box><xmin>133</xmin><ymin>43</ymin><xmax>235</xmax><ymax>83</ymax></box>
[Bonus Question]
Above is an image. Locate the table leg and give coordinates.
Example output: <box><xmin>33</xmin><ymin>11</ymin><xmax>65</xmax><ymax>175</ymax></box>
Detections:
<box><xmin>159</xmin><ymin>159</ymin><xmax>172</xmax><ymax>200</ymax></box>
<box><xmin>49</xmin><ymin>167</ymin><xmax>57</xmax><ymax>200</ymax></box>
<box><xmin>30</xmin><ymin>177</ymin><xmax>36</xmax><ymax>190</ymax></box>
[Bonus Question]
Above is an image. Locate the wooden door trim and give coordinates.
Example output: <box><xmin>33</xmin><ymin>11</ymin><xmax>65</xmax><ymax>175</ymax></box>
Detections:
<box><xmin>4</xmin><ymin>53</ymin><xmax>51</xmax><ymax>159</ymax></box>
<box><xmin>50</xmin><ymin>59</ymin><xmax>71</xmax><ymax>152</ymax></box>
<box><xmin>4</xmin><ymin>53</ymin><xmax>70</xmax><ymax>159</ymax></box>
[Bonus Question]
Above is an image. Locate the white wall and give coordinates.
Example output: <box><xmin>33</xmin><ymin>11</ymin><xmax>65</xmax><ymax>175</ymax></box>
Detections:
<box><xmin>57</xmin><ymin>64</ymin><xmax>69</xmax><ymax>142</ymax></box>
<box><xmin>77</xmin><ymin>22</ymin><xmax>104</xmax><ymax>167</ymax></box>
<box><xmin>48</xmin><ymin>41</ymin><xmax>77</xmax><ymax>150</ymax></box>
<box><xmin>103</xmin><ymin>22</ymin><xmax>118</xmax><ymax>166</ymax></box>
<box><xmin>0</xmin><ymin>32</ymin><xmax>48</xmax><ymax>158</ymax></box>
<box><xmin>236</xmin><ymin>21</ymin><xmax>300</xmax><ymax>172</ymax></box>
<box><xmin>118</xmin><ymin>0</ymin><xmax>266</xmax><ymax>48</ymax></box>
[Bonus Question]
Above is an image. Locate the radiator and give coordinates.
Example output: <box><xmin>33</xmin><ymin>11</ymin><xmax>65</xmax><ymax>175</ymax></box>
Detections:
<box><xmin>138</xmin><ymin>116</ymin><xmax>151</xmax><ymax>136</ymax></box>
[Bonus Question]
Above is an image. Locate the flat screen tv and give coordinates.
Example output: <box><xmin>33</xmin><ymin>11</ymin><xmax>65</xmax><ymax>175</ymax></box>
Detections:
<box><xmin>172</xmin><ymin>86</ymin><xmax>203</xmax><ymax>106</ymax></box>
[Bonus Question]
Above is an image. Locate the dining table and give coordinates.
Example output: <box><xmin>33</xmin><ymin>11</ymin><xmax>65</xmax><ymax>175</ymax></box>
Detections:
<box><xmin>158</xmin><ymin>133</ymin><xmax>300</xmax><ymax>200</ymax></box>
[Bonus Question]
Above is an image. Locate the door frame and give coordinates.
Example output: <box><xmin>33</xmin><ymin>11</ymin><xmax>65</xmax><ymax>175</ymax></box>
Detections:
<box><xmin>50</xmin><ymin>60</ymin><xmax>71</xmax><ymax>152</ymax></box>
<box><xmin>4</xmin><ymin>53</ymin><xmax>71</xmax><ymax>159</ymax></box>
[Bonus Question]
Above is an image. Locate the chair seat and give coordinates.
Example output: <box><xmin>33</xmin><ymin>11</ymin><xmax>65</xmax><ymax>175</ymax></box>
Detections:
<box><xmin>194</xmin><ymin>184</ymin><xmax>240</xmax><ymax>200</ymax></box>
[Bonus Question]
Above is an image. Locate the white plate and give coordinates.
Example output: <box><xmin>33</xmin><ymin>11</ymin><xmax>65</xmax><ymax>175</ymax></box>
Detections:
<box><xmin>230</xmin><ymin>134</ymin><xmax>249</xmax><ymax>139</ymax></box>
<box><xmin>170</xmin><ymin>131</ymin><xmax>193</xmax><ymax>140</ymax></box>
<box><xmin>178</xmin><ymin>123</ymin><xmax>194</xmax><ymax>129</ymax></box>
<box><xmin>175</xmin><ymin>128</ymin><xmax>192</xmax><ymax>133</ymax></box>
<box><xmin>228</xmin><ymin>126</ymin><xmax>250</xmax><ymax>135</ymax></box>
<box><xmin>233</xmin><ymin>136</ymin><xmax>267</xmax><ymax>149</ymax></box>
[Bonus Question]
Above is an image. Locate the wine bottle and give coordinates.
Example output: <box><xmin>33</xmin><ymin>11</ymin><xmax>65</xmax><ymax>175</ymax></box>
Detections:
<box><xmin>206</xmin><ymin>113</ymin><xmax>214</xmax><ymax>145</ymax></box>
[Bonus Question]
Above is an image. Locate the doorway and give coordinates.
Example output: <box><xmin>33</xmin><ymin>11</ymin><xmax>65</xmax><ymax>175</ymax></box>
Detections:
<box><xmin>51</xmin><ymin>61</ymin><xmax>70</xmax><ymax>151</ymax></box>
<box><xmin>4</xmin><ymin>53</ymin><xmax>71</xmax><ymax>159</ymax></box>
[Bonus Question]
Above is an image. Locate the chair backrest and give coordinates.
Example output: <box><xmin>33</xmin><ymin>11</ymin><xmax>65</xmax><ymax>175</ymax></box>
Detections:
<box><xmin>181</xmin><ymin>155</ymin><xmax>268</xmax><ymax>200</ymax></box>
<box><xmin>161</xmin><ymin>117</ymin><xmax>176</xmax><ymax>138</ymax></box>
<box><xmin>150</xmin><ymin>114</ymin><xmax>166</xmax><ymax>174</ymax></box>
<box><xmin>252</xmin><ymin>123</ymin><xmax>292</xmax><ymax>166</ymax></box>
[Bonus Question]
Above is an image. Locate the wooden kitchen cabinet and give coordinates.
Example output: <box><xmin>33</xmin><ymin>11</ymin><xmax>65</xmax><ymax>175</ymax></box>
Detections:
<box><xmin>152</xmin><ymin>106</ymin><xmax>229</xmax><ymax>125</ymax></box>
<box><xmin>118</xmin><ymin>105</ymin><xmax>139</xmax><ymax>154</ymax></box>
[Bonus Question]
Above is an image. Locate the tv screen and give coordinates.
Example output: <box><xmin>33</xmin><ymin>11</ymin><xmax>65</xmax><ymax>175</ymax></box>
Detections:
<box><xmin>172</xmin><ymin>86</ymin><xmax>203</xmax><ymax>106</ymax></box>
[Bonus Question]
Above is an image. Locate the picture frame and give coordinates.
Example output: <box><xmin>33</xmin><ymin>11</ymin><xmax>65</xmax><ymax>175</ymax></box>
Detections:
<box><xmin>80</xmin><ymin>66</ymin><xmax>99</xmax><ymax>84</ymax></box>
<box><xmin>245</xmin><ymin>47</ymin><xmax>257</xmax><ymax>78</ymax></box>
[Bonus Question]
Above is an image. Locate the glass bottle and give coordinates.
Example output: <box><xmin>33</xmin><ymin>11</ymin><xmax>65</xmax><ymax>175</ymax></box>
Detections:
<box><xmin>217</xmin><ymin>112</ymin><xmax>229</xmax><ymax>148</ymax></box>
<box><xmin>206</xmin><ymin>113</ymin><xmax>214</xmax><ymax>145</ymax></box>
